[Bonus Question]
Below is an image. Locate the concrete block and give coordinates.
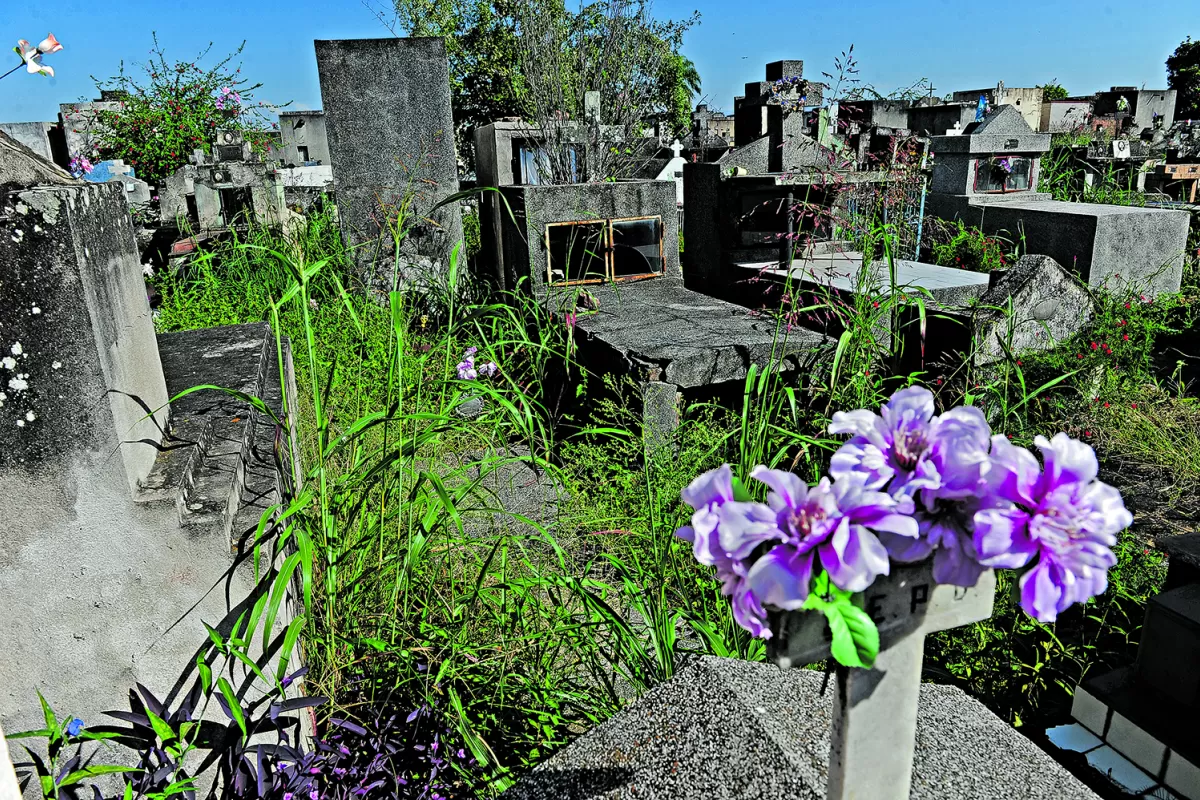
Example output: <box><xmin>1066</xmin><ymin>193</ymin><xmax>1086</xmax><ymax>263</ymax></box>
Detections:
<box><xmin>641</xmin><ymin>381</ymin><xmax>679</xmax><ymax>454</ymax></box>
<box><xmin>315</xmin><ymin>37</ymin><xmax>461</xmax><ymax>290</ymax></box>
<box><xmin>502</xmin><ymin>657</ymin><xmax>1099</xmax><ymax>800</ymax></box>
<box><xmin>548</xmin><ymin>280</ymin><xmax>827</xmax><ymax>390</ymax></box>
<box><xmin>498</xmin><ymin>180</ymin><xmax>679</xmax><ymax>294</ymax></box>
<box><xmin>1072</xmin><ymin>685</ymin><xmax>1112</xmax><ymax>737</ymax></box>
<box><xmin>1166</xmin><ymin>751</ymin><xmax>1200</xmax><ymax>800</ymax></box>
<box><xmin>1</xmin><ymin>178</ymin><xmax>168</xmax><ymax>493</ymax></box>
<box><xmin>1108</xmin><ymin>712</ymin><xmax>1168</xmax><ymax>777</ymax></box>
<box><xmin>927</xmin><ymin>196</ymin><xmax>1189</xmax><ymax>297</ymax></box>
<box><xmin>974</xmin><ymin>254</ymin><xmax>1094</xmax><ymax>365</ymax></box>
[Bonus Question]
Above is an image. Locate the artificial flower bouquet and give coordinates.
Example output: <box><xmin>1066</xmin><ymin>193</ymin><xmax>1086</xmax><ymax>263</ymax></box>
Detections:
<box><xmin>676</xmin><ymin>386</ymin><xmax>1132</xmax><ymax>668</ymax></box>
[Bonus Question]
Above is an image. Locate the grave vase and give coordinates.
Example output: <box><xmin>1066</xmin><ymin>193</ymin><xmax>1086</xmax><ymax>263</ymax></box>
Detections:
<box><xmin>766</xmin><ymin>560</ymin><xmax>996</xmax><ymax>800</ymax></box>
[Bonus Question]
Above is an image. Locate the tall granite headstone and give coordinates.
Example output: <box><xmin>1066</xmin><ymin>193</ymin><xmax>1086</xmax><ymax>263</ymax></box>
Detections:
<box><xmin>314</xmin><ymin>37</ymin><xmax>462</xmax><ymax>291</ymax></box>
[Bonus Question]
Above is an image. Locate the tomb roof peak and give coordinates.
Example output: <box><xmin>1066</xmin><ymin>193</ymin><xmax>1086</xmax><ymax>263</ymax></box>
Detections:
<box><xmin>965</xmin><ymin>104</ymin><xmax>1033</xmax><ymax>136</ymax></box>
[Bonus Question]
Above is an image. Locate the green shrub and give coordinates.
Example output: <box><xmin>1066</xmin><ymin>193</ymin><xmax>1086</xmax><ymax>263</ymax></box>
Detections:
<box><xmin>929</xmin><ymin>219</ymin><xmax>1011</xmax><ymax>273</ymax></box>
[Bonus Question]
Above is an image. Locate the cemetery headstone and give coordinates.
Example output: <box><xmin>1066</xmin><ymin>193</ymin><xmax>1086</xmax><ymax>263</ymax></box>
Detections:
<box><xmin>315</xmin><ymin>37</ymin><xmax>462</xmax><ymax>292</ymax></box>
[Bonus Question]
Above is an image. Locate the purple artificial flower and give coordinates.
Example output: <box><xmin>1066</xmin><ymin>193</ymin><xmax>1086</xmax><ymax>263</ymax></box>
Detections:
<box><xmin>880</xmin><ymin>405</ymin><xmax>994</xmax><ymax>586</ymax></box>
<box><xmin>464</xmin><ymin>346</ymin><xmax>477</xmax><ymax>357</ymax></box>
<box><xmin>675</xmin><ymin>466</ymin><xmax>773</xmax><ymax>638</ymax></box>
<box><xmin>743</xmin><ymin>468</ymin><xmax>918</xmax><ymax>605</ymax></box>
<box><xmin>973</xmin><ymin>433</ymin><xmax>1132</xmax><ymax>622</ymax></box>
<box><xmin>478</xmin><ymin>361</ymin><xmax>498</xmax><ymax>378</ymax></box>
<box><xmin>456</xmin><ymin>358</ymin><xmax>477</xmax><ymax>381</ymax></box>
<box><xmin>829</xmin><ymin>386</ymin><xmax>943</xmax><ymax>497</ymax></box>
<box><xmin>831</xmin><ymin>389</ymin><xmax>995</xmax><ymax>587</ymax></box>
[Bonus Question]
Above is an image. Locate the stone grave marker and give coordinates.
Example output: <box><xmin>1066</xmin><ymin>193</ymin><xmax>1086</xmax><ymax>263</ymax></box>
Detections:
<box><xmin>315</xmin><ymin>37</ymin><xmax>462</xmax><ymax>291</ymax></box>
<box><xmin>770</xmin><ymin>562</ymin><xmax>997</xmax><ymax>800</ymax></box>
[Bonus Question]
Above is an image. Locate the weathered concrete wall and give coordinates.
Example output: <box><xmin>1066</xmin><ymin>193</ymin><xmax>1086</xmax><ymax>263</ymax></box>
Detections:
<box><xmin>928</xmin><ymin>195</ymin><xmax>1189</xmax><ymax>296</ymax></box>
<box><xmin>474</xmin><ymin>122</ymin><xmax>529</xmax><ymax>290</ymax></box>
<box><xmin>1041</xmin><ymin>100</ymin><xmax>1092</xmax><ymax>132</ymax></box>
<box><xmin>59</xmin><ymin>101</ymin><xmax>121</xmax><ymax>160</ymax></box>
<box><xmin>0</xmin><ymin>165</ymin><xmax>259</xmax><ymax>747</ymax></box>
<box><xmin>717</xmin><ymin>136</ymin><xmax>771</xmax><ymax>175</ymax></box>
<box><xmin>315</xmin><ymin>37</ymin><xmax>462</xmax><ymax>290</ymax></box>
<box><xmin>908</xmin><ymin>104</ymin><xmax>975</xmax><ymax>136</ymax></box>
<box><xmin>278</xmin><ymin>111</ymin><xmax>330</xmax><ymax>166</ymax></box>
<box><xmin>1</xmin><ymin>181</ymin><xmax>168</xmax><ymax>492</ymax></box>
<box><xmin>682</xmin><ymin>162</ymin><xmax>723</xmax><ymax>292</ymax></box>
<box><xmin>0</xmin><ymin>451</ymin><xmax>259</xmax><ymax>742</ymax></box>
<box><xmin>0</xmin><ymin>123</ymin><xmax>55</xmax><ymax>163</ymax></box>
<box><xmin>500</xmin><ymin>180</ymin><xmax>679</xmax><ymax>293</ymax></box>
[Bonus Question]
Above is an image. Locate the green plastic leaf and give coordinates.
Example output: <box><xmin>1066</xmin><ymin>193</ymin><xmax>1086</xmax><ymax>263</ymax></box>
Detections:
<box><xmin>731</xmin><ymin>477</ymin><xmax>753</xmax><ymax>503</ymax></box>
<box><xmin>823</xmin><ymin>599</ymin><xmax>880</xmax><ymax>669</ymax></box>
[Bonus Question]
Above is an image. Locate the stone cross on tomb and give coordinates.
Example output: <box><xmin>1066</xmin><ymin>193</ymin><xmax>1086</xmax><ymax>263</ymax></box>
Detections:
<box><xmin>769</xmin><ymin>562</ymin><xmax>997</xmax><ymax>800</ymax></box>
<box><xmin>670</xmin><ymin>139</ymin><xmax>683</xmax><ymax>159</ymax></box>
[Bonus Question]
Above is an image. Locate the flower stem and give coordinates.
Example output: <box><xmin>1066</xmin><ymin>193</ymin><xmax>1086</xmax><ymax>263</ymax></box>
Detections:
<box><xmin>0</xmin><ymin>63</ymin><xmax>22</xmax><ymax>81</ymax></box>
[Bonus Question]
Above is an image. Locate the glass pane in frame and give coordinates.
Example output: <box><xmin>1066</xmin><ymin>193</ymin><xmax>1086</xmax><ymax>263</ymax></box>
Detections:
<box><xmin>546</xmin><ymin>221</ymin><xmax>607</xmax><ymax>285</ymax></box>
<box><xmin>610</xmin><ymin>217</ymin><xmax>663</xmax><ymax>279</ymax></box>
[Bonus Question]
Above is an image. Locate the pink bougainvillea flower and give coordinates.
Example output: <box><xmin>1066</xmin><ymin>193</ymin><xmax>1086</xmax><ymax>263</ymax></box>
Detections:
<box><xmin>37</xmin><ymin>34</ymin><xmax>63</xmax><ymax>55</ymax></box>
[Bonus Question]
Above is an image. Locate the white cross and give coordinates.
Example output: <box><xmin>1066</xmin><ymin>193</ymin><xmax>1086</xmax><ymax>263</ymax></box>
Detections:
<box><xmin>671</xmin><ymin>139</ymin><xmax>683</xmax><ymax>159</ymax></box>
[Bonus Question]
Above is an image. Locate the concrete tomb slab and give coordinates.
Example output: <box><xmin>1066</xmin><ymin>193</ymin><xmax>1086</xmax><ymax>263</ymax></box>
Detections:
<box><xmin>502</xmin><ymin>656</ymin><xmax>1099</xmax><ymax>800</ymax></box>
<box><xmin>548</xmin><ymin>279</ymin><xmax>828</xmax><ymax>390</ymax></box>
<box><xmin>973</xmin><ymin>254</ymin><xmax>1094</xmax><ymax>365</ymax></box>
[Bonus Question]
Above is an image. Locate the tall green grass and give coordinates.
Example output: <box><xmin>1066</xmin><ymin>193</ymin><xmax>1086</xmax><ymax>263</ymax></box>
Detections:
<box><xmin>149</xmin><ymin>179</ymin><xmax>1196</xmax><ymax>794</ymax></box>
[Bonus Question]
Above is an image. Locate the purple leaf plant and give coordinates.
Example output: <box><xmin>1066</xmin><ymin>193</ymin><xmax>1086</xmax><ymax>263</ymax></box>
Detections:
<box><xmin>676</xmin><ymin>385</ymin><xmax>1132</xmax><ymax>646</ymax></box>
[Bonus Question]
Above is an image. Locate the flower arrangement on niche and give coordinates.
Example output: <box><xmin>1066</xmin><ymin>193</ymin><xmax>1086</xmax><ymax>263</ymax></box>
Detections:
<box><xmin>4</xmin><ymin>34</ymin><xmax>62</xmax><ymax>80</ymax></box>
<box><xmin>676</xmin><ymin>386</ymin><xmax>1132</xmax><ymax>667</ymax></box>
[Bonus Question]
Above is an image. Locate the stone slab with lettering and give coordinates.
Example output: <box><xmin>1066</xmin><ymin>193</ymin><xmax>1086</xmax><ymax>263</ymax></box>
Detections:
<box><xmin>768</xmin><ymin>561</ymin><xmax>995</xmax><ymax>667</ymax></box>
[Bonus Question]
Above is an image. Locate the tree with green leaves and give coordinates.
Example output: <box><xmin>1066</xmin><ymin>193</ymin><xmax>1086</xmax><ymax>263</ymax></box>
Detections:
<box><xmin>70</xmin><ymin>35</ymin><xmax>276</xmax><ymax>187</ymax></box>
<box><xmin>1039</xmin><ymin>82</ymin><xmax>1069</xmax><ymax>101</ymax></box>
<box><xmin>1167</xmin><ymin>36</ymin><xmax>1200</xmax><ymax>118</ymax></box>
<box><xmin>389</xmin><ymin>0</ymin><xmax>699</xmax><ymax>168</ymax></box>
<box><xmin>659</xmin><ymin>51</ymin><xmax>702</xmax><ymax>136</ymax></box>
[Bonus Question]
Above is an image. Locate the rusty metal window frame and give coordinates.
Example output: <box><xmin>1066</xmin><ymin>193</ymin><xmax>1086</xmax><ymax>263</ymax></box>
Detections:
<box><xmin>608</xmin><ymin>215</ymin><xmax>665</xmax><ymax>283</ymax></box>
<box><xmin>544</xmin><ymin>215</ymin><xmax>665</xmax><ymax>286</ymax></box>
<box><xmin>545</xmin><ymin>219</ymin><xmax>609</xmax><ymax>287</ymax></box>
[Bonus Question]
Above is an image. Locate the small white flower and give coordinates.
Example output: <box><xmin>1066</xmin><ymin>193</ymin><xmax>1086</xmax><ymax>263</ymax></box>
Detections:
<box><xmin>11</xmin><ymin>342</ymin><xmax>23</xmax><ymax>356</ymax></box>
<box><xmin>1</xmin><ymin>357</ymin><xmax>15</xmax><ymax>370</ymax></box>
<box><xmin>33</xmin><ymin>224</ymin><xmax>42</xmax><ymax>233</ymax></box>
<box><xmin>31</xmin><ymin>306</ymin><xmax>41</xmax><ymax>315</ymax></box>
<box><xmin>25</xmin><ymin>410</ymin><xmax>36</xmax><ymax>422</ymax></box>
<box><xmin>8</xmin><ymin>376</ymin><xmax>29</xmax><ymax>391</ymax></box>
<box><xmin>142</xmin><ymin>264</ymin><xmax>154</xmax><ymax>278</ymax></box>
<box><xmin>52</xmin><ymin>361</ymin><xmax>61</xmax><ymax>369</ymax></box>
<box><xmin>16</xmin><ymin>420</ymin><xmax>24</xmax><ymax>428</ymax></box>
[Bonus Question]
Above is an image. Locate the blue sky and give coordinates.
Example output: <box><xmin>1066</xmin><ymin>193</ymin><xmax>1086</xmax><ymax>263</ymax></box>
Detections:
<box><xmin>1</xmin><ymin>0</ymin><xmax>1195</xmax><ymax>123</ymax></box>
